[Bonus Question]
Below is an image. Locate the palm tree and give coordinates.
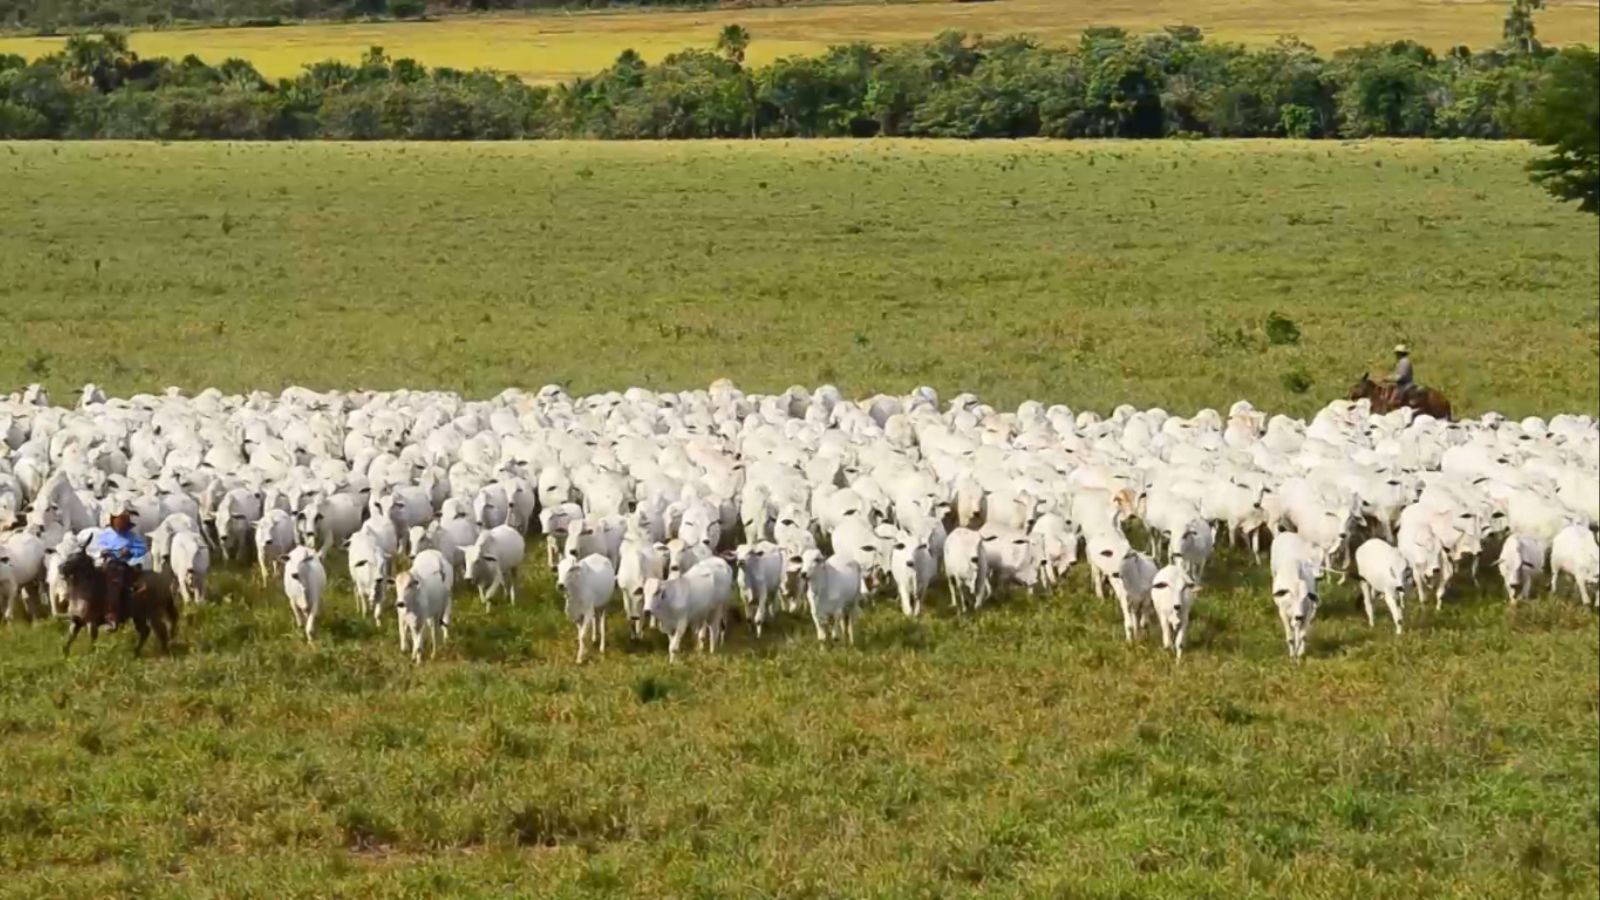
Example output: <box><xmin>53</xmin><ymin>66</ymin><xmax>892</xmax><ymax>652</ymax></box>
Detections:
<box><xmin>715</xmin><ymin>24</ymin><xmax>750</xmax><ymax>67</ymax></box>
<box><xmin>715</xmin><ymin>25</ymin><xmax>756</xmax><ymax>138</ymax></box>
<box><xmin>62</xmin><ymin>32</ymin><xmax>134</xmax><ymax>93</ymax></box>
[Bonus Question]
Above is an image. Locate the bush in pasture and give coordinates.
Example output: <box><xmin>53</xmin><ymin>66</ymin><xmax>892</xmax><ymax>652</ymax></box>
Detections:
<box><xmin>1264</xmin><ymin>312</ymin><xmax>1301</xmax><ymax>346</ymax></box>
<box><xmin>1281</xmin><ymin>367</ymin><xmax>1315</xmax><ymax>394</ymax></box>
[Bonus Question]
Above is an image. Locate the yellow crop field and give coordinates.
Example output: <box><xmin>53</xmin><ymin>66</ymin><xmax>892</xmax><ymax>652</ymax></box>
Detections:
<box><xmin>1</xmin><ymin>0</ymin><xmax>1596</xmax><ymax>83</ymax></box>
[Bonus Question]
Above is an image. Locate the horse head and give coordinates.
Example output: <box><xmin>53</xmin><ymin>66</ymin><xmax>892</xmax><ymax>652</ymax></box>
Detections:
<box><xmin>1347</xmin><ymin>374</ymin><xmax>1375</xmax><ymax>401</ymax></box>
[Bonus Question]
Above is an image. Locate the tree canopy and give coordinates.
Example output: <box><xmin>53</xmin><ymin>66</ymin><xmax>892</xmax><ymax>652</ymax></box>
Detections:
<box><xmin>0</xmin><ymin>30</ymin><xmax>1593</xmax><ymax>144</ymax></box>
<box><xmin>1521</xmin><ymin>45</ymin><xmax>1599</xmax><ymax>213</ymax></box>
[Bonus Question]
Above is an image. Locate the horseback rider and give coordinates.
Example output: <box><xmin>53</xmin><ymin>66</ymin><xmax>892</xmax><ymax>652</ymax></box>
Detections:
<box><xmin>92</xmin><ymin>505</ymin><xmax>147</xmax><ymax>629</ymax></box>
<box><xmin>1387</xmin><ymin>344</ymin><xmax>1417</xmax><ymax>404</ymax></box>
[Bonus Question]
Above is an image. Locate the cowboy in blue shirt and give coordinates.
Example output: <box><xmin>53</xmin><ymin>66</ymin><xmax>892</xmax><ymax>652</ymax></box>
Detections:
<box><xmin>93</xmin><ymin>514</ymin><xmax>148</xmax><ymax>566</ymax></box>
<box><xmin>93</xmin><ymin>507</ymin><xmax>147</xmax><ymax>627</ymax></box>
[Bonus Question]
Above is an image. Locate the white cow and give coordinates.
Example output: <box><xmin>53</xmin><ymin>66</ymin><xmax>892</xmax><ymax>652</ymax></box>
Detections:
<box><xmin>1109</xmin><ymin>551</ymin><xmax>1158</xmax><ymax>642</ymax></box>
<box><xmin>0</xmin><ymin>531</ymin><xmax>47</xmax><ymax>620</ymax></box>
<box><xmin>1150</xmin><ymin>563</ymin><xmax>1195</xmax><ymax>661</ymax></box>
<box><xmin>1270</xmin><ymin>542</ymin><xmax>1320</xmax><ymax>661</ymax></box>
<box><xmin>254</xmin><ymin>509</ymin><xmax>297</xmax><ymax>583</ymax></box>
<box><xmin>889</xmin><ymin>535</ymin><xmax>936</xmax><ymax>618</ymax></box>
<box><xmin>1496</xmin><ymin>534</ymin><xmax>1545</xmax><ymax>606</ymax></box>
<box><xmin>942</xmin><ymin>527</ymin><xmax>990</xmax><ymax>614</ymax></box>
<box><xmin>1354</xmin><ymin>538</ymin><xmax>1408</xmax><ymax>633</ymax></box>
<box><xmin>1550</xmin><ymin>525</ymin><xmax>1598</xmax><ymax>606</ymax></box>
<box><xmin>348</xmin><ymin>529</ymin><xmax>394</xmax><ymax>623</ymax></box>
<box><xmin>169</xmin><ymin>530</ymin><xmax>210</xmax><ymax>606</ymax></box>
<box><xmin>797</xmin><ymin>549</ymin><xmax>862</xmax><ymax>644</ymax></box>
<box><xmin>646</xmin><ymin>556</ymin><xmax>733</xmax><ymax>659</ymax></box>
<box><xmin>282</xmin><ymin>546</ymin><xmax>326</xmax><ymax>642</ymax></box>
<box><xmin>617</xmin><ymin>536</ymin><xmax>668</xmax><ymax>639</ymax></box>
<box><xmin>558</xmin><ymin>553</ymin><xmax>616</xmax><ymax>663</ymax></box>
<box><xmin>395</xmin><ymin>549</ymin><xmax>453</xmax><ymax>663</ymax></box>
<box><xmin>462</xmin><ymin>525</ymin><xmax>526</xmax><ymax>609</ymax></box>
<box><xmin>734</xmin><ymin>542</ymin><xmax>785</xmax><ymax>635</ymax></box>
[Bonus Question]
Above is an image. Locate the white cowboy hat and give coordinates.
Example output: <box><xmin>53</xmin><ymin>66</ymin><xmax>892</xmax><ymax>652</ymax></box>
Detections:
<box><xmin>1393</xmin><ymin>344</ymin><xmax>1410</xmax><ymax>354</ymax></box>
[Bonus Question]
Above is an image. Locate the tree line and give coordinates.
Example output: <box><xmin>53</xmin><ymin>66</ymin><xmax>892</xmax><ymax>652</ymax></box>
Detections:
<box><xmin>2</xmin><ymin>0</ymin><xmax>706</xmax><ymax>32</ymax></box>
<box><xmin>1</xmin><ymin>27</ymin><xmax>1595</xmax><ymax>212</ymax></box>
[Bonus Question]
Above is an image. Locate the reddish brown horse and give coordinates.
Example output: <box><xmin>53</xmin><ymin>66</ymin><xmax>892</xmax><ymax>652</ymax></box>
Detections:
<box><xmin>60</xmin><ymin>553</ymin><xmax>180</xmax><ymax>656</ymax></box>
<box><xmin>1348</xmin><ymin>375</ymin><xmax>1453</xmax><ymax>420</ymax></box>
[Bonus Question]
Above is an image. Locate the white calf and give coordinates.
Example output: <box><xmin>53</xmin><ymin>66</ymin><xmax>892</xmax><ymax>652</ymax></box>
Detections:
<box><xmin>648</xmin><ymin>556</ymin><xmax>733</xmax><ymax>660</ymax></box>
<box><xmin>462</xmin><ymin>525</ymin><xmax>526</xmax><ymax>609</ymax></box>
<box><xmin>348</xmin><ymin>529</ymin><xmax>394</xmax><ymax>623</ymax></box>
<box><xmin>1171</xmin><ymin>517</ymin><xmax>1215</xmax><ymax>581</ymax></box>
<box><xmin>644</xmin><ymin>558</ymin><xmax>732</xmax><ymax>662</ymax></box>
<box><xmin>797</xmin><ymin>549</ymin><xmax>863</xmax><ymax>644</ymax></box>
<box><xmin>1496</xmin><ymin>534</ymin><xmax>1545</xmax><ymax>606</ymax></box>
<box><xmin>254</xmin><ymin>509</ymin><xmax>296</xmax><ymax>583</ymax></box>
<box><xmin>395</xmin><ymin>549</ymin><xmax>453</xmax><ymax>663</ymax></box>
<box><xmin>1270</xmin><ymin>548</ymin><xmax>1319</xmax><ymax>661</ymax></box>
<box><xmin>1150</xmin><ymin>563</ymin><xmax>1195</xmax><ymax>661</ymax></box>
<box><xmin>617</xmin><ymin>537</ymin><xmax>668</xmax><ymax>639</ymax></box>
<box><xmin>282</xmin><ymin>546</ymin><xmax>326</xmax><ymax>642</ymax></box>
<box><xmin>1354</xmin><ymin>538</ymin><xmax>1408</xmax><ymax>633</ymax></box>
<box><xmin>1550</xmin><ymin>525</ymin><xmax>1598</xmax><ymax>607</ymax></box>
<box><xmin>558</xmin><ymin>553</ymin><xmax>616</xmax><ymax>663</ymax></box>
<box><xmin>170</xmin><ymin>530</ymin><xmax>210</xmax><ymax>606</ymax></box>
<box><xmin>980</xmin><ymin>526</ymin><xmax>1042</xmax><ymax>596</ymax></box>
<box><xmin>1109</xmin><ymin>551</ymin><xmax>1158</xmax><ymax>642</ymax></box>
<box><xmin>538</xmin><ymin>502</ymin><xmax>585</xmax><ymax>570</ymax></box>
<box><xmin>734</xmin><ymin>542</ymin><xmax>785</xmax><ymax>635</ymax></box>
<box><xmin>889</xmin><ymin>535</ymin><xmax>936</xmax><ymax>618</ymax></box>
<box><xmin>942</xmin><ymin>527</ymin><xmax>990</xmax><ymax>614</ymax></box>
<box><xmin>1086</xmin><ymin>530</ymin><xmax>1132</xmax><ymax>601</ymax></box>
<box><xmin>1029</xmin><ymin>513</ymin><xmax>1079</xmax><ymax>590</ymax></box>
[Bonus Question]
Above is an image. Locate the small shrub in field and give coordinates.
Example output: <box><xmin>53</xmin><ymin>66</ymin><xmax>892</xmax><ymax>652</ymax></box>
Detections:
<box><xmin>1281</xmin><ymin>367</ymin><xmax>1314</xmax><ymax>394</ymax></box>
<box><xmin>1205</xmin><ymin>324</ymin><xmax>1260</xmax><ymax>355</ymax></box>
<box><xmin>634</xmin><ymin>675</ymin><xmax>670</xmax><ymax>704</ymax></box>
<box><xmin>1265</xmin><ymin>312</ymin><xmax>1301</xmax><ymax>346</ymax></box>
<box><xmin>339</xmin><ymin>804</ymin><xmax>399</xmax><ymax>849</ymax></box>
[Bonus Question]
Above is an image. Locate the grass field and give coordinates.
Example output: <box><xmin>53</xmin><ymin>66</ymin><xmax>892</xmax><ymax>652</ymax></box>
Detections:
<box><xmin>1</xmin><ymin>0</ymin><xmax>1598</xmax><ymax>82</ymax></box>
<box><xmin>2</xmin><ymin>140</ymin><xmax>1596</xmax><ymax>415</ymax></box>
<box><xmin>0</xmin><ymin>138</ymin><xmax>1597</xmax><ymax>896</ymax></box>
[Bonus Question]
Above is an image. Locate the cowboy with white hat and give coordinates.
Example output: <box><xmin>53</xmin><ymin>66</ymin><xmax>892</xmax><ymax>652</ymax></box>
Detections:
<box><xmin>93</xmin><ymin>500</ymin><xmax>148</xmax><ymax>629</ymax></box>
<box><xmin>1385</xmin><ymin>344</ymin><xmax>1419</xmax><ymax>405</ymax></box>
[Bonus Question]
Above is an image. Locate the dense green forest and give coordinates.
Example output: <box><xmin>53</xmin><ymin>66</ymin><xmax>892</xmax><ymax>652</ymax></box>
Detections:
<box><xmin>2</xmin><ymin>28</ymin><xmax>1588</xmax><ymax>144</ymax></box>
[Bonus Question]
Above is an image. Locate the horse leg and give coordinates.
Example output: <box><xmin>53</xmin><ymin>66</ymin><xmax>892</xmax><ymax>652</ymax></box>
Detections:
<box><xmin>133</xmin><ymin>618</ymin><xmax>151</xmax><ymax>656</ymax></box>
<box><xmin>152</xmin><ymin>616</ymin><xmax>171</xmax><ymax>655</ymax></box>
<box><xmin>63</xmin><ymin>620</ymin><xmax>83</xmax><ymax>656</ymax></box>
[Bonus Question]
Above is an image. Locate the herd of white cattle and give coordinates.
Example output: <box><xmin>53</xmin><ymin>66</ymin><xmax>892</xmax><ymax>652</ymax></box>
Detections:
<box><xmin>1</xmin><ymin>380</ymin><xmax>1597</xmax><ymax>664</ymax></box>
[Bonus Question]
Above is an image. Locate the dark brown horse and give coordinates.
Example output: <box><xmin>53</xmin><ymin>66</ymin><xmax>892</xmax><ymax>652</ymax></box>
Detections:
<box><xmin>1348</xmin><ymin>375</ymin><xmax>1453</xmax><ymax>421</ymax></box>
<box><xmin>60</xmin><ymin>553</ymin><xmax>180</xmax><ymax>656</ymax></box>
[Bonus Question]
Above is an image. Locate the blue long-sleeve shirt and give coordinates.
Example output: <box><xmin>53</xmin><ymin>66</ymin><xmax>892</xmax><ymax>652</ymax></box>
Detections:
<box><xmin>93</xmin><ymin>528</ymin><xmax>147</xmax><ymax>565</ymax></box>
